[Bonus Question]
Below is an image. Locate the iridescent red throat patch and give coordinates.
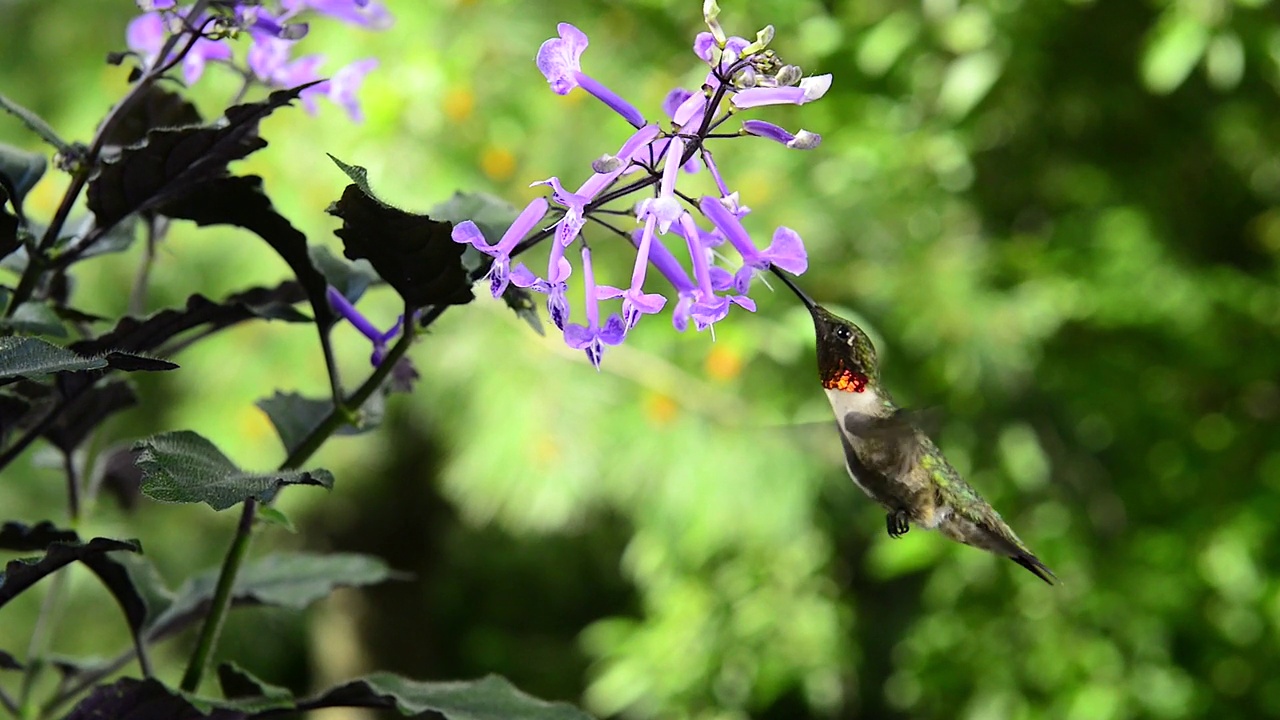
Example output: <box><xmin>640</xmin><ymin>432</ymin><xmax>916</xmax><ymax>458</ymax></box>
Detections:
<box><xmin>823</xmin><ymin>369</ymin><xmax>868</xmax><ymax>393</ymax></box>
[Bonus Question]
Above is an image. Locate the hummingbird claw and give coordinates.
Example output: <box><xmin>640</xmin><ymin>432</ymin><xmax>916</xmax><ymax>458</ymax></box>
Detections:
<box><xmin>886</xmin><ymin>509</ymin><xmax>910</xmax><ymax>539</ymax></box>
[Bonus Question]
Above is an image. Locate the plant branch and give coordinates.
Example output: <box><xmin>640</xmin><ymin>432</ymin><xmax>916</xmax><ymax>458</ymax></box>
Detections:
<box><xmin>179</xmin><ymin>301</ymin><xmax>421</xmax><ymax>690</ymax></box>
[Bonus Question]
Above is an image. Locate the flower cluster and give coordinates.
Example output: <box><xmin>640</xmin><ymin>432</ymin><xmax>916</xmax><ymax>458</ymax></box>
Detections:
<box><xmin>452</xmin><ymin>1</ymin><xmax>828</xmax><ymax>369</ymax></box>
<box><xmin>126</xmin><ymin>0</ymin><xmax>389</xmax><ymax>122</ymax></box>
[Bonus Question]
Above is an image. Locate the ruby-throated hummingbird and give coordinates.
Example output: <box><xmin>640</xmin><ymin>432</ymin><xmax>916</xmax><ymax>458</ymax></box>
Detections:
<box><xmin>772</xmin><ymin>271</ymin><xmax>1056</xmax><ymax>585</ymax></box>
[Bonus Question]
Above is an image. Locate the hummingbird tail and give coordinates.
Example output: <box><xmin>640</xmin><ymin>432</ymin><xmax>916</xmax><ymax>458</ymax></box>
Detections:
<box><xmin>767</xmin><ymin>265</ymin><xmax>817</xmax><ymax>311</ymax></box>
<box><xmin>1010</xmin><ymin>551</ymin><xmax>1057</xmax><ymax>586</ymax></box>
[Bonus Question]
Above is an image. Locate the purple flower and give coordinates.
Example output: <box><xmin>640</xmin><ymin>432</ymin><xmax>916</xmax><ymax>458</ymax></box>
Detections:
<box><xmin>326</xmin><ymin>286</ymin><xmax>401</xmax><ymax>365</ymax></box>
<box><xmin>731</xmin><ymin>74</ymin><xmax>832</xmax><ymax>109</ymax></box>
<box><xmin>453</xmin><ymin>197</ymin><xmax>549</xmax><ymax>298</ymax></box>
<box><xmin>676</xmin><ymin>211</ymin><xmax>755</xmax><ymax>333</ymax></box>
<box><xmin>126</xmin><ymin>11</ymin><xmax>231</xmax><ymax>84</ymax></box>
<box><xmin>563</xmin><ymin>246</ymin><xmax>625</xmax><ymax>369</ymax></box>
<box><xmin>699</xmin><ymin>196</ymin><xmax>807</xmax><ymax>293</ymax></box>
<box><xmin>282</xmin><ymin>0</ymin><xmax>393</xmax><ymax>29</ymax></box>
<box><xmin>319</xmin><ymin>58</ymin><xmax>378</xmax><ymax>122</ymax></box>
<box><xmin>534</xmin><ymin>124</ymin><xmax>661</xmax><ymax>247</ymax></box>
<box><xmin>537</xmin><ymin>23</ymin><xmax>646</xmax><ymax>128</ymax></box>
<box><xmin>512</xmin><ymin>238</ymin><xmax>573</xmax><ymax>330</ymax></box>
<box><xmin>742</xmin><ymin>119</ymin><xmax>822</xmax><ymax>149</ymax></box>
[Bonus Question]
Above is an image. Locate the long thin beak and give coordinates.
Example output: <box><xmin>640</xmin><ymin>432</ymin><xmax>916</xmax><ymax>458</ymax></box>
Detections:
<box><xmin>768</xmin><ymin>266</ymin><xmax>818</xmax><ymax>311</ymax></box>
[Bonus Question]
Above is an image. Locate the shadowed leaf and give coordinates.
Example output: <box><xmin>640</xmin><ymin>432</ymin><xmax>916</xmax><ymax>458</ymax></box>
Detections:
<box><xmin>64</xmin><ymin>678</ymin><xmax>246</xmax><ymax>720</ymax></box>
<box><xmin>0</xmin><ymin>536</ymin><xmax>141</xmax><ymax>610</ymax></box>
<box><xmin>310</xmin><ymin>244</ymin><xmax>378</xmax><ymax>302</ymax></box>
<box><xmin>135</xmin><ymin>431</ymin><xmax>334</xmax><ymax>511</ymax></box>
<box><xmin>44</xmin><ymin>380</ymin><xmax>137</xmax><ymax>452</ymax></box>
<box><xmin>147</xmin><ymin>552</ymin><xmax>394</xmax><ymax>638</ymax></box>
<box><xmin>256</xmin><ymin>390</ymin><xmax>380</xmax><ymax>455</ymax></box>
<box><xmin>0</xmin><ymin>142</ymin><xmax>46</xmax><ymax>218</ymax></box>
<box><xmin>0</xmin><ymin>650</ymin><xmax>20</xmax><ymax>670</ymax></box>
<box><xmin>297</xmin><ymin>673</ymin><xmax>597</xmax><ymax>720</ymax></box>
<box><xmin>101</xmin><ymin>84</ymin><xmax>202</xmax><ymax>149</ymax></box>
<box><xmin>70</xmin><ymin>283</ymin><xmax>308</xmax><ymax>358</ymax></box>
<box><xmin>86</xmin><ymin>83</ymin><xmax>316</xmax><ymax>237</ymax></box>
<box><xmin>159</xmin><ymin>175</ymin><xmax>333</xmax><ymax>329</ymax></box>
<box><xmin>0</xmin><ymin>337</ymin><xmax>175</xmax><ymax>384</ymax></box>
<box><xmin>326</xmin><ymin>157</ymin><xmax>473</xmax><ymax>309</ymax></box>
<box><xmin>0</xmin><ymin>520</ymin><xmax>79</xmax><ymax>550</ymax></box>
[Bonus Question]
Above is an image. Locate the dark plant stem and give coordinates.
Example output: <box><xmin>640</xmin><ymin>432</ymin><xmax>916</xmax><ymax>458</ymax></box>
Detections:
<box><xmin>128</xmin><ymin>218</ymin><xmax>166</xmax><ymax>315</ymax></box>
<box><xmin>179</xmin><ymin>303</ymin><xmax>420</xmax><ymax>691</ymax></box>
<box><xmin>2</xmin><ymin>2</ymin><xmax>211</xmax><ymax>318</ymax></box>
<box><xmin>20</xmin><ymin>573</ymin><xmax>68</xmax><ymax>711</ymax></box>
<box><xmin>62</xmin><ymin>450</ymin><xmax>80</xmax><ymax>524</ymax></box>
<box><xmin>0</xmin><ymin>405</ymin><xmax>63</xmax><ymax>475</ymax></box>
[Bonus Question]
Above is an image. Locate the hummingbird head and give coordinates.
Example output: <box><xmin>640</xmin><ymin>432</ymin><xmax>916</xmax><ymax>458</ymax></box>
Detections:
<box><xmin>765</xmin><ymin>267</ymin><xmax>880</xmax><ymax>392</ymax></box>
<box><xmin>808</xmin><ymin>304</ymin><xmax>879</xmax><ymax>393</ymax></box>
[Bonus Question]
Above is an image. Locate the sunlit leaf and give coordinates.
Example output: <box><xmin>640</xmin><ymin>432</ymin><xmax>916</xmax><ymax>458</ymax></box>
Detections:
<box><xmin>134</xmin><ymin>431</ymin><xmax>334</xmax><ymax>511</ymax></box>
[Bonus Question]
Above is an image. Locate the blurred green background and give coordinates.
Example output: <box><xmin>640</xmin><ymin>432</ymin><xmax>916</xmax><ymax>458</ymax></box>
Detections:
<box><xmin>3</xmin><ymin>0</ymin><xmax>1280</xmax><ymax>718</ymax></box>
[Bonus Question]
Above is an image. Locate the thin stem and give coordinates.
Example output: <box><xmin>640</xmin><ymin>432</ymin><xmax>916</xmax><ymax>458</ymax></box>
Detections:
<box><xmin>179</xmin><ymin>303</ymin><xmax>420</xmax><ymax>691</ymax></box>
<box><xmin>61</xmin><ymin>451</ymin><xmax>80</xmax><ymax>525</ymax></box>
<box><xmin>0</xmin><ymin>405</ymin><xmax>62</xmax><ymax>474</ymax></box>
<box><xmin>178</xmin><ymin>497</ymin><xmax>256</xmax><ymax>693</ymax></box>
<box><xmin>20</xmin><ymin>573</ymin><xmax>67</xmax><ymax>709</ymax></box>
<box><xmin>128</xmin><ymin>218</ymin><xmax>165</xmax><ymax>315</ymax></box>
<box><xmin>0</xmin><ymin>686</ymin><xmax>16</xmax><ymax>717</ymax></box>
<box><xmin>3</xmin><ymin>2</ymin><xmax>212</xmax><ymax>317</ymax></box>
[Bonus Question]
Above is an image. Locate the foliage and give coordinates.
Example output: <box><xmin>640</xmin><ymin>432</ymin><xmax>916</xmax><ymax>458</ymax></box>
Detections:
<box><xmin>2</xmin><ymin>1</ymin><xmax>1279</xmax><ymax>720</ymax></box>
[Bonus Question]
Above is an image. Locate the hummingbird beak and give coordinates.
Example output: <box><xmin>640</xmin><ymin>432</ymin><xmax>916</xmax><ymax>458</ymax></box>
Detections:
<box><xmin>768</xmin><ymin>266</ymin><xmax>818</xmax><ymax>312</ymax></box>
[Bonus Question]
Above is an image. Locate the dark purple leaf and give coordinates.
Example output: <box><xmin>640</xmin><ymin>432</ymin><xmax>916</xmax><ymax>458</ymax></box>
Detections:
<box><xmin>64</xmin><ymin>678</ymin><xmax>246</xmax><ymax>720</ymax></box>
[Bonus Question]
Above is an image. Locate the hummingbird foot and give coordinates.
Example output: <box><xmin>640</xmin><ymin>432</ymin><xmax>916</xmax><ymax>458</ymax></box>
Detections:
<box><xmin>886</xmin><ymin>509</ymin><xmax>910</xmax><ymax>539</ymax></box>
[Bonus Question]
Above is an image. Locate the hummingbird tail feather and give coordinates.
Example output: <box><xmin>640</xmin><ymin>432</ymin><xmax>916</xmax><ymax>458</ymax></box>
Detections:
<box><xmin>1010</xmin><ymin>551</ymin><xmax>1056</xmax><ymax>586</ymax></box>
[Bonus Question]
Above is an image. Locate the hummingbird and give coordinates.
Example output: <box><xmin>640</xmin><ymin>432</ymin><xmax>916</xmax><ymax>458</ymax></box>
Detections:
<box><xmin>772</xmin><ymin>271</ymin><xmax>1056</xmax><ymax>585</ymax></box>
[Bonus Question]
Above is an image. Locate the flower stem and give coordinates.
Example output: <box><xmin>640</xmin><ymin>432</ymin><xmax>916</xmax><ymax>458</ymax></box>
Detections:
<box><xmin>178</xmin><ymin>301</ymin><xmax>421</xmax><ymax>691</ymax></box>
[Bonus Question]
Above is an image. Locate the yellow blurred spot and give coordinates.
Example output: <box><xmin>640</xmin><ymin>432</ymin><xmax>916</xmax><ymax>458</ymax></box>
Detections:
<box><xmin>737</xmin><ymin>169</ymin><xmax>775</xmax><ymax>206</ymax></box>
<box><xmin>481</xmin><ymin>146</ymin><xmax>516</xmax><ymax>181</ymax></box>
<box><xmin>705</xmin><ymin>346</ymin><xmax>743</xmax><ymax>381</ymax></box>
<box><xmin>532</xmin><ymin>434</ymin><xmax>561</xmax><ymax>466</ymax></box>
<box><xmin>443</xmin><ymin>87</ymin><xmax>474</xmax><ymax>123</ymax></box>
<box><xmin>645</xmin><ymin>392</ymin><xmax>680</xmax><ymax>426</ymax></box>
<box><xmin>244</xmin><ymin>405</ymin><xmax>276</xmax><ymax>441</ymax></box>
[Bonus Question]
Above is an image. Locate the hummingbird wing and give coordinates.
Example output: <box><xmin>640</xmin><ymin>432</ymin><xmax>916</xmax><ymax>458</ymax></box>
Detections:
<box><xmin>842</xmin><ymin>409</ymin><xmax>930</xmax><ymax>478</ymax></box>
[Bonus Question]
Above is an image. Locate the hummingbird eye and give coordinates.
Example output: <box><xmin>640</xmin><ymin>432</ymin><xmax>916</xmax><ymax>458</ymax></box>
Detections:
<box><xmin>835</xmin><ymin>326</ymin><xmax>853</xmax><ymax>343</ymax></box>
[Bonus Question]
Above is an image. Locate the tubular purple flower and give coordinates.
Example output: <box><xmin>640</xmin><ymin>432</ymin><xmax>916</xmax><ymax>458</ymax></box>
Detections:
<box><xmin>699</xmin><ymin>196</ymin><xmax>807</xmax><ymax>293</ymax></box>
<box><xmin>323</xmin><ymin>57</ymin><xmax>378</xmax><ymax>123</ymax></box>
<box><xmin>282</xmin><ymin>0</ymin><xmax>393</xmax><ymax>29</ymax></box>
<box><xmin>701</xmin><ymin>149</ymin><xmax>732</xmax><ymax>198</ymax></box>
<box><xmin>536</xmin><ymin>23</ymin><xmax>646</xmax><ymax>128</ymax></box>
<box><xmin>511</xmin><ymin>238</ymin><xmax>573</xmax><ymax>330</ymax></box>
<box><xmin>326</xmin><ymin>286</ymin><xmax>400</xmax><ymax>365</ymax></box>
<box><xmin>730</xmin><ymin>74</ymin><xmax>832</xmax><ymax>109</ymax></box>
<box><xmin>563</xmin><ymin>246</ymin><xmax>626</xmax><ymax>369</ymax></box>
<box><xmin>604</xmin><ymin>214</ymin><xmax>668</xmax><ymax>331</ymax></box>
<box><xmin>532</xmin><ymin>177</ymin><xmax>590</xmax><ymax>248</ymax></box>
<box><xmin>742</xmin><ymin>119</ymin><xmax>822</xmax><ymax>149</ymax></box>
<box><xmin>452</xmin><ymin>197</ymin><xmax>549</xmax><ymax>297</ymax></box>
<box><xmin>662</xmin><ymin>88</ymin><xmax>693</xmax><ymax>119</ymax></box>
<box><xmin>676</xmin><ymin>212</ymin><xmax>754</xmax><ymax>332</ymax></box>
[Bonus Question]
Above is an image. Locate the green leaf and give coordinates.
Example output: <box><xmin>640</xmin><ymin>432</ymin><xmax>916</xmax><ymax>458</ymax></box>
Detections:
<box><xmin>256</xmin><ymin>391</ymin><xmax>380</xmax><ymax>456</ymax></box>
<box><xmin>326</xmin><ymin>157</ymin><xmax>474</xmax><ymax>309</ymax></box>
<box><xmin>298</xmin><ymin>673</ymin><xmax>597</xmax><ymax>720</ymax></box>
<box><xmin>856</xmin><ymin>11</ymin><xmax>920</xmax><ymax>77</ymax></box>
<box><xmin>255</xmin><ymin>505</ymin><xmax>297</xmax><ymax>533</ymax></box>
<box><xmin>0</xmin><ymin>301</ymin><xmax>67</xmax><ymax>337</ymax></box>
<box><xmin>326</xmin><ymin>153</ymin><xmax>377</xmax><ymax>198</ymax></box>
<box><xmin>0</xmin><ymin>142</ymin><xmax>47</xmax><ymax>215</ymax></box>
<box><xmin>134</xmin><ymin>430</ymin><xmax>334</xmax><ymax>511</ymax></box>
<box><xmin>309</xmin><ymin>244</ymin><xmax>379</xmax><ymax>301</ymax></box>
<box><xmin>429</xmin><ymin>191</ymin><xmax>520</xmax><ymax>262</ymax></box>
<box><xmin>217</xmin><ymin>663</ymin><xmax>295</xmax><ymax>713</ymax></box>
<box><xmin>0</xmin><ymin>336</ymin><xmax>103</xmax><ymax>378</ymax></box>
<box><xmin>0</xmin><ymin>92</ymin><xmax>70</xmax><ymax>153</ymax></box>
<box><xmin>147</xmin><ymin>552</ymin><xmax>394</xmax><ymax>638</ymax></box>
